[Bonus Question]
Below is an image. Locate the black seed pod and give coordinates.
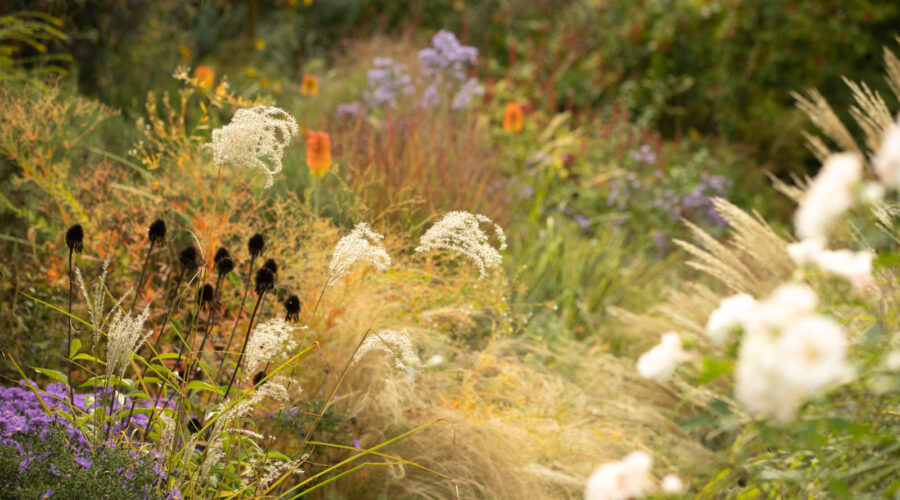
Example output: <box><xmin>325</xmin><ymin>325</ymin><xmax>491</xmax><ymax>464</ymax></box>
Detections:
<box><xmin>197</xmin><ymin>283</ymin><xmax>215</xmax><ymax>306</ymax></box>
<box><xmin>255</xmin><ymin>267</ymin><xmax>275</xmax><ymax>295</ymax></box>
<box><xmin>148</xmin><ymin>219</ymin><xmax>167</xmax><ymax>244</ymax></box>
<box><xmin>216</xmin><ymin>255</ymin><xmax>235</xmax><ymax>275</ymax></box>
<box><xmin>179</xmin><ymin>246</ymin><xmax>199</xmax><ymax>271</ymax></box>
<box><xmin>262</xmin><ymin>258</ymin><xmax>278</xmax><ymax>276</ymax></box>
<box><xmin>188</xmin><ymin>417</ymin><xmax>203</xmax><ymax>434</ymax></box>
<box><xmin>253</xmin><ymin>371</ymin><xmax>266</xmax><ymax>386</ymax></box>
<box><xmin>248</xmin><ymin>233</ymin><xmax>265</xmax><ymax>258</ymax></box>
<box><xmin>213</xmin><ymin>247</ymin><xmax>230</xmax><ymax>264</ymax></box>
<box><xmin>284</xmin><ymin>295</ymin><xmax>301</xmax><ymax>322</ymax></box>
<box><xmin>65</xmin><ymin>224</ymin><xmax>84</xmax><ymax>253</ymax></box>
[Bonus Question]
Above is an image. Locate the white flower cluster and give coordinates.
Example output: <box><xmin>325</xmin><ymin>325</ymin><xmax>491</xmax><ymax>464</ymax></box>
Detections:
<box><xmin>874</xmin><ymin>121</ymin><xmax>900</xmax><ymax>188</ymax></box>
<box><xmin>636</xmin><ymin>332</ymin><xmax>687</xmax><ymax>381</ymax></box>
<box><xmin>327</xmin><ymin>223</ymin><xmax>391</xmax><ymax>286</ymax></box>
<box><xmin>788</xmin><ymin>239</ymin><xmax>875</xmax><ymax>290</ymax></box>
<box><xmin>243</xmin><ymin>318</ymin><xmax>298</xmax><ymax>379</ymax></box>
<box><xmin>204</xmin><ymin>106</ymin><xmax>299</xmax><ymax>188</ymax></box>
<box><xmin>105</xmin><ymin>309</ymin><xmax>150</xmax><ymax>377</ymax></box>
<box><xmin>794</xmin><ymin>152</ymin><xmax>862</xmax><ymax>242</ymax></box>
<box><xmin>584</xmin><ymin>451</ymin><xmax>683</xmax><ymax>500</ymax></box>
<box><xmin>415</xmin><ymin>211</ymin><xmax>507</xmax><ymax>278</ymax></box>
<box><xmin>352</xmin><ymin>329</ymin><xmax>421</xmax><ymax>375</ymax></box>
<box><xmin>705</xmin><ymin>283</ymin><xmax>852</xmax><ymax>421</ymax></box>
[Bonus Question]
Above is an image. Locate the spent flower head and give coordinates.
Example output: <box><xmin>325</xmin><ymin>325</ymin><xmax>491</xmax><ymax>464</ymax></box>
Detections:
<box><xmin>415</xmin><ymin>211</ymin><xmax>507</xmax><ymax>278</ymax></box>
<box><xmin>244</xmin><ymin>318</ymin><xmax>297</xmax><ymax>379</ymax></box>
<box><xmin>204</xmin><ymin>106</ymin><xmax>299</xmax><ymax>188</ymax></box>
<box><xmin>328</xmin><ymin>223</ymin><xmax>390</xmax><ymax>286</ymax></box>
<box><xmin>352</xmin><ymin>329</ymin><xmax>420</xmax><ymax>376</ymax></box>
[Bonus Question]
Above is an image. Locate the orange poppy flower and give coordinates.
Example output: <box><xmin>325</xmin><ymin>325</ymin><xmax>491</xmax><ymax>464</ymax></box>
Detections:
<box><xmin>306</xmin><ymin>131</ymin><xmax>332</xmax><ymax>178</ymax></box>
<box><xmin>194</xmin><ymin>65</ymin><xmax>215</xmax><ymax>90</ymax></box>
<box><xmin>300</xmin><ymin>74</ymin><xmax>319</xmax><ymax>96</ymax></box>
<box><xmin>502</xmin><ymin>102</ymin><xmax>524</xmax><ymax>133</ymax></box>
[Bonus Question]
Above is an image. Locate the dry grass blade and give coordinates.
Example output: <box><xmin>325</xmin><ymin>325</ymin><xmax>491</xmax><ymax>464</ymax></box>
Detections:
<box><xmin>792</xmin><ymin>89</ymin><xmax>861</xmax><ymax>155</ymax></box>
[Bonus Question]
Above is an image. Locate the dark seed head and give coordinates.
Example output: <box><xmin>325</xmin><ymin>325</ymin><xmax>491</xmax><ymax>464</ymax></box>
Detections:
<box><xmin>253</xmin><ymin>371</ymin><xmax>266</xmax><ymax>386</ymax></box>
<box><xmin>213</xmin><ymin>247</ymin><xmax>230</xmax><ymax>264</ymax></box>
<box><xmin>197</xmin><ymin>283</ymin><xmax>215</xmax><ymax>306</ymax></box>
<box><xmin>284</xmin><ymin>295</ymin><xmax>301</xmax><ymax>322</ymax></box>
<box><xmin>179</xmin><ymin>246</ymin><xmax>199</xmax><ymax>271</ymax></box>
<box><xmin>65</xmin><ymin>224</ymin><xmax>84</xmax><ymax>253</ymax></box>
<box><xmin>262</xmin><ymin>258</ymin><xmax>278</xmax><ymax>276</ymax></box>
<box><xmin>255</xmin><ymin>267</ymin><xmax>275</xmax><ymax>295</ymax></box>
<box><xmin>148</xmin><ymin>219</ymin><xmax>167</xmax><ymax>244</ymax></box>
<box><xmin>188</xmin><ymin>417</ymin><xmax>203</xmax><ymax>434</ymax></box>
<box><xmin>248</xmin><ymin>233</ymin><xmax>265</xmax><ymax>258</ymax></box>
<box><xmin>215</xmin><ymin>255</ymin><xmax>235</xmax><ymax>275</ymax></box>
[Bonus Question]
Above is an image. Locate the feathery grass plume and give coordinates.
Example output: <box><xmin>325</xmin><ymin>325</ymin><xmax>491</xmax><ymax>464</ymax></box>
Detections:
<box><xmin>842</xmin><ymin>77</ymin><xmax>894</xmax><ymax>154</ymax></box>
<box><xmin>106</xmin><ymin>309</ymin><xmax>150</xmax><ymax>377</ymax></box>
<box><xmin>65</xmin><ymin>224</ymin><xmax>84</xmax><ymax>253</ymax></box>
<box><xmin>327</xmin><ymin>222</ymin><xmax>391</xmax><ymax>286</ymax></box>
<box><xmin>242</xmin><ymin>317</ymin><xmax>297</xmax><ymax>380</ymax></box>
<box><xmin>203</xmin><ymin>105</ymin><xmax>299</xmax><ymax>188</ymax></box>
<box><xmin>248</xmin><ymin>233</ymin><xmax>265</xmax><ymax>258</ymax></box>
<box><xmin>352</xmin><ymin>328</ymin><xmax>421</xmax><ymax>375</ymax></box>
<box><xmin>284</xmin><ymin>295</ymin><xmax>301</xmax><ymax>322</ymax></box>
<box><xmin>884</xmin><ymin>42</ymin><xmax>900</xmax><ymax>102</ymax></box>
<box><xmin>416</xmin><ymin>211</ymin><xmax>507</xmax><ymax>279</ymax></box>
<box><xmin>75</xmin><ymin>259</ymin><xmax>132</xmax><ymax>346</ymax></box>
<box><xmin>792</xmin><ymin>88</ymin><xmax>861</xmax><ymax>155</ymax></box>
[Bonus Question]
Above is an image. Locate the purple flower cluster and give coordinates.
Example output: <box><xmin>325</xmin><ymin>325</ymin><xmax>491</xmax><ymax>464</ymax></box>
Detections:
<box><xmin>1</xmin><ymin>382</ymin><xmax>93</xmax><ymax>455</ymax></box>
<box><xmin>631</xmin><ymin>144</ymin><xmax>657</xmax><ymax>164</ymax></box>
<box><xmin>363</xmin><ymin>57</ymin><xmax>414</xmax><ymax>109</ymax></box>
<box><xmin>418</xmin><ymin>30</ymin><xmax>479</xmax><ymax>81</ymax></box>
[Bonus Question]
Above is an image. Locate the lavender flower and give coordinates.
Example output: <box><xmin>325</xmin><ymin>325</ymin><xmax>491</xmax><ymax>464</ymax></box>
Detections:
<box><xmin>363</xmin><ymin>58</ymin><xmax>413</xmax><ymax>109</ymax></box>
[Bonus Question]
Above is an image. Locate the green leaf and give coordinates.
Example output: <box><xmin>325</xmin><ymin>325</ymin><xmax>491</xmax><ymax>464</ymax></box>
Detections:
<box><xmin>187</xmin><ymin>380</ymin><xmax>223</xmax><ymax>396</ymax></box>
<box><xmin>72</xmin><ymin>352</ymin><xmax>100</xmax><ymax>363</ymax></box>
<box><xmin>69</xmin><ymin>338</ymin><xmax>82</xmax><ymax>359</ymax></box>
<box><xmin>698</xmin><ymin>357</ymin><xmax>733</xmax><ymax>384</ymax></box>
<box><xmin>33</xmin><ymin>367</ymin><xmax>67</xmax><ymax>384</ymax></box>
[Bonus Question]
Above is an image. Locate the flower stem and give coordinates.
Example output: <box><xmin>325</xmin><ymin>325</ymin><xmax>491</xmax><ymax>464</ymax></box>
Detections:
<box><xmin>222</xmin><ymin>291</ymin><xmax>265</xmax><ymax>400</ymax></box>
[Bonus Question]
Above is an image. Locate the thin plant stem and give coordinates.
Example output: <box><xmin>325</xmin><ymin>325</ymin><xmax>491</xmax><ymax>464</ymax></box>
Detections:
<box><xmin>129</xmin><ymin>240</ymin><xmax>156</xmax><ymax>312</ymax></box>
<box><xmin>216</xmin><ymin>256</ymin><xmax>255</xmax><ymax>383</ymax></box>
<box><xmin>188</xmin><ymin>272</ymin><xmax>225</xmax><ymax>380</ymax></box>
<box><xmin>222</xmin><ymin>291</ymin><xmax>266</xmax><ymax>400</ymax></box>
<box><xmin>65</xmin><ymin>249</ymin><xmax>76</xmax><ymax>417</ymax></box>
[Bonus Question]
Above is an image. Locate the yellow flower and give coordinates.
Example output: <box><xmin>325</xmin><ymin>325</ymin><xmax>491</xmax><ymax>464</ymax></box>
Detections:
<box><xmin>502</xmin><ymin>102</ymin><xmax>524</xmax><ymax>133</ymax></box>
<box><xmin>255</xmin><ymin>39</ymin><xmax>266</xmax><ymax>51</ymax></box>
<box><xmin>300</xmin><ymin>74</ymin><xmax>319</xmax><ymax>96</ymax></box>
<box><xmin>193</xmin><ymin>65</ymin><xmax>215</xmax><ymax>90</ymax></box>
<box><xmin>306</xmin><ymin>131</ymin><xmax>332</xmax><ymax>178</ymax></box>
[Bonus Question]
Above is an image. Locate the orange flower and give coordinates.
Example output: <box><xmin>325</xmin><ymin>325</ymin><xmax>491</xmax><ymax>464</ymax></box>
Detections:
<box><xmin>306</xmin><ymin>131</ymin><xmax>332</xmax><ymax>178</ymax></box>
<box><xmin>502</xmin><ymin>102</ymin><xmax>524</xmax><ymax>133</ymax></box>
<box><xmin>194</xmin><ymin>65</ymin><xmax>215</xmax><ymax>90</ymax></box>
<box><xmin>300</xmin><ymin>74</ymin><xmax>319</xmax><ymax>96</ymax></box>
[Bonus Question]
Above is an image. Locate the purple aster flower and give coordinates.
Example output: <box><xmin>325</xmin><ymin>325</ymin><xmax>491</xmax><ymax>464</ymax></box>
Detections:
<box><xmin>41</xmin><ymin>489</ymin><xmax>54</xmax><ymax>499</ymax></box>
<box><xmin>74</xmin><ymin>456</ymin><xmax>91</xmax><ymax>469</ymax></box>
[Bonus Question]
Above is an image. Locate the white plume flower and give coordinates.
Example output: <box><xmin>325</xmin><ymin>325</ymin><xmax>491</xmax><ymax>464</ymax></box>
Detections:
<box><xmin>352</xmin><ymin>329</ymin><xmax>420</xmax><ymax>375</ymax></box>
<box><xmin>704</xmin><ymin>293</ymin><xmax>756</xmax><ymax>345</ymax></box>
<box><xmin>874</xmin><ymin>120</ymin><xmax>900</xmax><ymax>188</ymax></box>
<box><xmin>584</xmin><ymin>451</ymin><xmax>654</xmax><ymax>500</ymax></box>
<box><xmin>415</xmin><ymin>211</ymin><xmax>507</xmax><ymax>278</ymax></box>
<box><xmin>106</xmin><ymin>309</ymin><xmax>150</xmax><ymax>377</ymax></box>
<box><xmin>204</xmin><ymin>106</ymin><xmax>299</xmax><ymax>188</ymax></box>
<box><xmin>794</xmin><ymin>152</ymin><xmax>862</xmax><ymax>242</ymax></box>
<box><xmin>636</xmin><ymin>332</ymin><xmax>686</xmax><ymax>381</ymax></box>
<box><xmin>243</xmin><ymin>318</ymin><xmax>298</xmax><ymax>380</ymax></box>
<box><xmin>327</xmin><ymin>223</ymin><xmax>391</xmax><ymax>286</ymax></box>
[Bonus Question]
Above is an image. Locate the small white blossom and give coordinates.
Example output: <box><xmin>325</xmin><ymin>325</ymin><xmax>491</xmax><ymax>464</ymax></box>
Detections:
<box><xmin>794</xmin><ymin>153</ymin><xmax>862</xmax><ymax>242</ymax></box>
<box><xmin>883</xmin><ymin>350</ymin><xmax>900</xmax><ymax>371</ymax></box>
<box><xmin>204</xmin><ymin>106</ymin><xmax>299</xmax><ymax>188</ymax></box>
<box><xmin>788</xmin><ymin>240</ymin><xmax>875</xmax><ymax>290</ymax></box>
<box><xmin>416</xmin><ymin>211</ymin><xmax>507</xmax><ymax>278</ymax></box>
<box><xmin>636</xmin><ymin>332</ymin><xmax>685</xmax><ymax>382</ymax></box>
<box><xmin>425</xmin><ymin>354</ymin><xmax>444</xmax><ymax>367</ymax></box>
<box><xmin>745</xmin><ymin>282</ymin><xmax>818</xmax><ymax>334</ymax></box>
<box><xmin>874</xmin><ymin>120</ymin><xmax>900</xmax><ymax>188</ymax></box>
<box><xmin>660</xmin><ymin>474</ymin><xmax>684</xmax><ymax>494</ymax></box>
<box><xmin>705</xmin><ymin>293</ymin><xmax>756</xmax><ymax>345</ymax></box>
<box><xmin>328</xmin><ymin>223</ymin><xmax>391</xmax><ymax>286</ymax></box>
<box><xmin>584</xmin><ymin>451</ymin><xmax>654</xmax><ymax>500</ymax></box>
